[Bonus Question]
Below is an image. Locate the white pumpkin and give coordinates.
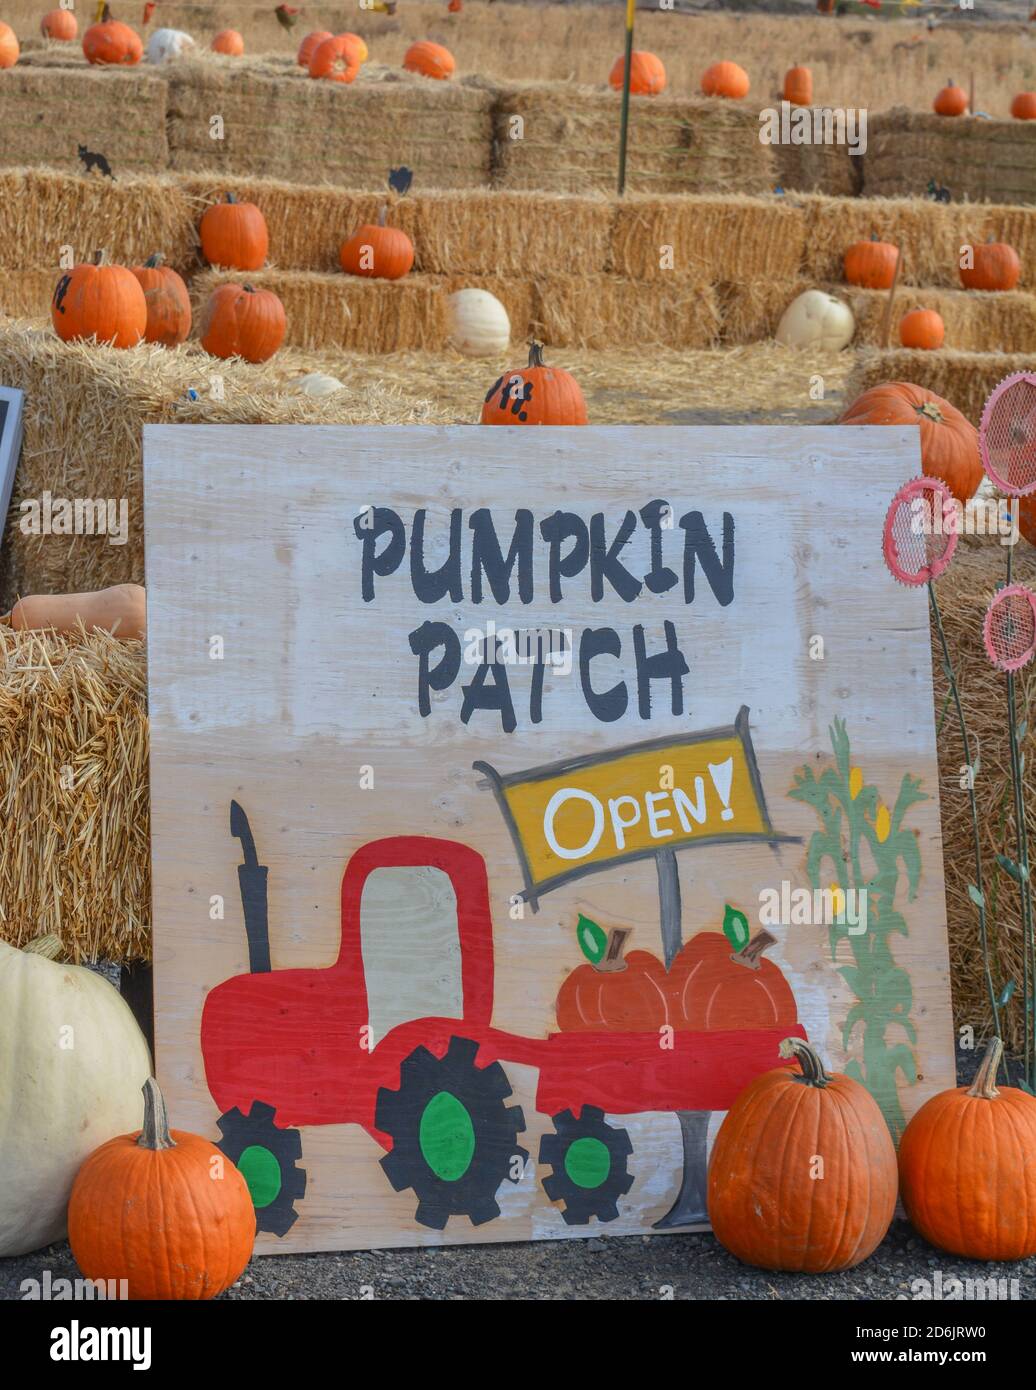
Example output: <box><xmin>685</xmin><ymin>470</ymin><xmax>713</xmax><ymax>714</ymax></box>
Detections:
<box><xmin>0</xmin><ymin>936</ymin><xmax>152</xmax><ymax>1256</ymax></box>
<box><xmin>146</xmin><ymin>27</ymin><xmax>196</xmax><ymax>63</ymax></box>
<box><xmin>776</xmin><ymin>289</ymin><xmax>855</xmax><ymax>351</ymax></box>
<box><xmin>291</xmin><ymin>371</ymin><xmax>344</xmax><ymax>398</ymax></box>
<box><xmin>446</xmin><ymin>288</ymin><xmax>511</xmax><ymax>357</ymax></box>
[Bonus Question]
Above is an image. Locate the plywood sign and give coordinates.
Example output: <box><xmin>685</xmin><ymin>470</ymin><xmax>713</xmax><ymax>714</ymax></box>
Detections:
<box><xmin>144</xmin><ymin>424</ymin><xmax>955</xmax><ymax>1254</ymax></box>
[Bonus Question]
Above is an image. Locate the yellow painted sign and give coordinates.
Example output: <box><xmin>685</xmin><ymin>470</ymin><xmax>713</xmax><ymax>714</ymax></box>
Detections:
<box><xmin>476</xmin><ymin>706</ymin><xmax>793</xmax><ymax>903</ymax></box>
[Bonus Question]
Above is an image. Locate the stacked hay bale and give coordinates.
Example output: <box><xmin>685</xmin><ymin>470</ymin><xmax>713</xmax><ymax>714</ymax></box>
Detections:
<box><xmin>865</xmin><ymin>110</ymin><xmax>1036</xmax><ymax>206</ymax></box>
<box><xmin>844</xmin><ymin>349</ymin><xmax>1035</xmax><ymax>425</ymax></box>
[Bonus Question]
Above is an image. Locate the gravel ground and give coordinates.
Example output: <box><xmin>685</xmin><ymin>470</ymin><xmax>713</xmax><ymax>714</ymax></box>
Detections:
<box><xmin>4</xmin><ymin>1043</ymin><xmax>1033</xmax><ymax>1302</ymax></box>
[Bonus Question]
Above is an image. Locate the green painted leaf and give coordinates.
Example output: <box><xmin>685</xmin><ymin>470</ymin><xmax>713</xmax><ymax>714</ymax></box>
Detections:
<box><xmin>1017</xmin><ymin>721</ymin><xmax>1028</xmax><ymax>743</ymax></box>
<box><xmin>996</xmin><ymin>853</ymin><xmax>1023</xmax><ymax>883</ymax></box>
<box><xmin>576</xmin><ymin>913</ymin><xmax>607</xmax><ymax>965</ymax></box>
<box><xmin>722</xmin><ymin>904</ymin><xmax>750</xmax><ymax>952</ymax></box>
<box><xmin>967</xmin><ymin>883</ymin><xmax>985</xmax><ymax>909</ymax></box>
<box><xmin>998</xmin><ymin>979</ymin><xmax>1016</xmax><ymax>1007</ymax></box>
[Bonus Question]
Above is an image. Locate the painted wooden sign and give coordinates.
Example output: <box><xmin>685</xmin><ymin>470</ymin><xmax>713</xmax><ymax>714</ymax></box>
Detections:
<box><xmin>144</xmin><ymin>424</ymin><xmax>956</xmax><ymax>1254</ymax></box>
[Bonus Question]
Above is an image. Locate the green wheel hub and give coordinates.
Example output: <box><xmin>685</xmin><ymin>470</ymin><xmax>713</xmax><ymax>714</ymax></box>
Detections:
<box><xmin>237</xmin><ymin>1143</ymin><xmax>283</xmax><ymax>1209</ymax></box>
<box><xmin>563</xmin><ymin>1136</ymin><xmax>612</xmax><ymax>1190</ymax></box>
<box><xmin>419</xmin><ymin>1090</ymin><xmax>476</xmax><ymax>1182</ymax></box>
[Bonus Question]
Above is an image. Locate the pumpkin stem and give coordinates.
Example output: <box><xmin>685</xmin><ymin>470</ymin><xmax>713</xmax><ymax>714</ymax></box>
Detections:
<box><xmin>378</xmin><ymin>204</ymin><xmax>388</xmax><ymax>227</ymax></box>
<box><xmin>732</xmin><ymin>929</ymin><xmax>778</xmax><ymax>971</ymax></box>
<box><xmin>915</xmin><ymin>400</ymin><xmax>945</xmax><ymax>424</ymax></box>
<box><xmin>592</xmin><ymin>926</ymin><xmax>631</xmax><ymax>973</ymax></box>
<box><xmin>225</xmin><ymin>191</ymin><xmax>238</xmax><ymax>204</ymax></box>
<box><xmin>779</xmin><ymin>1036</ymin><xmax>832</xmax><ymax>1087</ymax></box>
<box><xmin>144</xmin><ymin>252</ymin><xmax>165</xmax><ymax>268</ymax></box>
<box><xmin>92</xmin><ymin>248</ymin><xmax>107</xmax><ymax>266</ymax></box>
<box><xmin>966</xmin><ymin>1036</ymin><xmax>1004</xmax><ymax>1099</ymax></box>
<box><xmin>22</xmin><ymin>933</ymin><xmax>64</xmax><ymax>960</ymax></box>
<box><xmin>101</xmin><ymin>2</ymin><xmax>112</xmax><ymax>20</ymax></box>
<box><xmin>138</xmin><ymin>1077</ymin><xmax>177</xmax><ymax>1151</ymax></box>
<box><xmin>528</xmin><ymin>340</ymin><xmax>546</xmax><ymax>369</ymax></box>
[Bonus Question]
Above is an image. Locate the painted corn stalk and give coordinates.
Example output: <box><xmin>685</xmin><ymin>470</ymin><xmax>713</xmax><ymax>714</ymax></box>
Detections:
<box><xmin>789</xmin><ymin>717</ymin><xmax>925</xmax><ymax>1137</ymax></box>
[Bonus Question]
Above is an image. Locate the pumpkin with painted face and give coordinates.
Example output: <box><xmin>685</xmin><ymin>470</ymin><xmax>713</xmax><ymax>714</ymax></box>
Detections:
<box><xmin>51</xmin><ymin>251</ymin><xmax>147</xmax><ymax>348</ymax></box>
<box><xmin>481</xmin><ymin>342</ymin><xmax>587</xmax><ymax>426</ymax></box>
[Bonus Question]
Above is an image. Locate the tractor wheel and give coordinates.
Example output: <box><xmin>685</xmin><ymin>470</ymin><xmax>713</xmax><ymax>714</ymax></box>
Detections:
<box><xmin>539</xmin><ymin>1106</ymin><xmax>634</xmax><ymax>1225</ymax></box>
<box><xmin>375</xmin><ymin>1036</ymin><xmax>528</xmax><ymax>1231</ymax></box>
<box><xmin>216</xmin><ymin>1101</ymin><xmax>307</xmax><ymax>1237</ymax></box>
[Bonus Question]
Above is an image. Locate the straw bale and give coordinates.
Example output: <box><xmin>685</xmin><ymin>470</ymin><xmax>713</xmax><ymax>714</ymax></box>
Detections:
<box><xmin>864</xmin><ymin>109</ymin><xmax>1036</xmax><ymax>207</ymax></box>
<box><xmin>0</xmin><ymin>66</ymin><xmax>168</xmax><ymax>175</ymax></box>
<box><xmin>0</xmin><ymin>168</ymin><xmax>197</xmax><ymax>273</ymax></box>
<box><xmin>166</xmin><ymin>64</ymin><xmax>495</xmax><ymax>188</ymax></box>
<box><xmin>717</xmin><ymin>279</ymin><xmax>808</xmax><ymax>346</ymax></box>
<box><xmin>774</xmin><ymin>139</ymin><xmax>860</xmax><ymax>199</ymax></box>
<box><xmin>492</xmin><ymin>86</ymin><xmax>775</xmax><ymax>197</ymax></box>
<box><xmin>0</xmin><ymin>268</ymin><xmax>56</xmax><ymax>320</ymax></box>
<box><xmin>531</xmin><ymin>275</ymin><xmax>720</xmax><ymax>351</ymax></box>
<box><xmin>609</xmin><ymin>194</ymin><xmax>805</xmax><ymax>284</ymax></box>
<box><xmin>0</xmin><ymin>320</ymin><xmax>449</xmax><ymax>607</ymax></box>
<box><xmin>842</xmin><ymin>287</ymin><xmax>1036</xmax><ymax>355</ymax></box>
<box><xmin>0</xmin><ymin>626</ymin><xmax>151</xmax><ymax>961</ymax></box>
<box><xmin>842</xmin><ymin>348</ymin><xmax>1035</xmax><ymax>426</ymax></box>
<box><xmin>930</xmin><ymin>538</ymin><xmax>1036</xmax><ymax>1051</ymax></box>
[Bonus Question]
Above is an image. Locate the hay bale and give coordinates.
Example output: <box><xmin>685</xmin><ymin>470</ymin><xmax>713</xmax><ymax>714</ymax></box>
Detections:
<box><xmin>493</xmin><ymin>85</ymin><xmax>775</xmax><ymax>196</ymax></box>
<box><xmin>842</xmin><ymin>286</ymin><xmax>1036</xmax><ymax>354</ymax></box>
<box><xmin>0</xmin><ymin>626</ymin><xmax>150</xmax><ymax>962</ymax></box>
<box><xmin>717</xmin><ymin>279</ymin><xmax>808</xmax><ymax>346</ymax></box>
<box><xmin>0</xmin><ymin>320</ymin><xmax>450</xmax><ymax>607</ymax></box>
<box><xmin>0</xmin><ymin>268</ymin><xmax>56</xmax><ymax>320</ymax></box>
<box><xmin>842</xmin><ymin>348</ymin><xmax>1033</xmax><ymax>425</ymax></box>
<box><xmin>0</xmin><ymin>66</ymin><xmax>168</xmax><ymax>175</ymax></box>
<box><xmin>864</xmin><ymin>109</ymin><xmax>1036</xmax><ymax>207</ymax></box>
<box><xmin>0</xmin><ymin>169</ymin><xmax>197</xmax><ymax>274</ymax></box>
<box><xmin>533</xmin><ymin>275</ymin><xmax>720</xmax><ymax>351</ymax></box>
<box><xmin>167</xmin><ymin>65</ymin><xmax>495</xmax><ymax>188</ymax></box>
<box><xmin>774</xmin><ymin>139</ymin><xmax>860</xmax><ymax>199</ymax></box>
<box><xmin>609</xmin><ymin>193</ymin><xmax>805</xmax><ymax>284</ymax></box>
<box><xmin>934</xmin><ymin>538</ymin><xmax>1036</xmax><ymax>1051</ymax></box>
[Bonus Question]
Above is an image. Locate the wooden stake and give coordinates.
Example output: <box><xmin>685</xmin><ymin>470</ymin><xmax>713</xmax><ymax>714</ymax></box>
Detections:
<box><xmin>617</xmin><ymin>0</ymin><xmax>636</xmax><ymax>196</ymax></box>
<box><xmin>880</xmin><ymin>248</ymin><xmax>903</xmax><ymax>348</ymax></box>
<box><xmin>969</xmin><ymin>70</ymin><xmax>975</xmax><ymax>116</ymax></box>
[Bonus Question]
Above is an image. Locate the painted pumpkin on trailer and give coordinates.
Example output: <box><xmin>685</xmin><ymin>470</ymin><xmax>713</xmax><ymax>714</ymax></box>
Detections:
<box><xmin>0</xmin><ymin>20</ymin><xmax>18</xmax><ymax>66</ymax></box>
<box><xmin>783</xmin><ymin>64</ymin><xmax>812</xmax><ymax>106</ymax></box>
<box><xmin>200</xmin><ymin>283</ymin><xmax>285</xmax><ymax>363</ymax></box>
<box><xmin>199</xmin><ymin>192</ymin><xmax>269</xmax><ymax>271</ymax></box>
<box><xmin>555</xmin><ymin>916</ymin><xmax>669</xmax><ymax>1033</ymax></box>
<box><xmin>708</xmin><ymin>1038</ymin><xmax>898</xmax><ymax>1272</ymax></box>
<box><xmin>960</xmin><ymin>240</ymin><xmax>1021</xmax><ymax>292</ymax></box>
<box><xmin>933</xmin><ymin>80</ymin><xmax>968</xmax><ymax>116</ymax></box>
<box><xmin>481</xmin><ymin>342</ymin><xmax>588</xmax><ymax>425</ymax></box>
<box><xmin>404</xmin><ymin>40</ymin><xmax>454</xmax><ymax>80</ymax></box>
<box><xmin>308</xmin><ymin>34</ymin><xmax>360</xmax><ymax>83</ymax></box>
<box><xmin>69</xmin><ymin>1078</ymin><xmax>255</xmax><ymax>1300</ymax></box>
<box><xmin>297</xmin><ymin>30</ymin><xmax>332</xmax><ymax>65</ymax></box>
<box><xmin>839</xmin><ymin>382</ymin><xmax>982</xmax><ymax>503</ymax></box>
<box><xmin>898</xmin><ymin>1038</ymin><xmax>1036</xmax><ymax>1260</ymax></box>
<box><xmin>668</xmin><ymin>905</ymin><xmax>798</xmax><ymax>1031</ymax></box>
<box><xmin>82</xmin><ymin>6</ymin><xmax>142</xmax><ymax>64</ymax></box>
<box><xmin>131</xmin><ymin>253</ymin><xmax>191</xmax><ymax>345</ymax></box>
<box><xmin>899</xmin><ymin>307</ymin><xmax>945</xmax><ymax>351</ymax></box>
<box><xmin>41</xmin><ymin>9</ymin><xmax>78</xmax><ymax>40</ymax></box>
<box><xmin>339</xmin><ymin>208</ymin><xmax>414</xmax><ymax>280</ymax></box>
<box><xmin>843</xmin><ymin>236</ymin><xmax>899</xmax><ymax>289</ymax></box>
<box><xmin>608</xmin><ymin>51</ymin><xmax>666</xmax><ymax>97</ymax></box>
<box><xmin>700</xmin><ymin>60</ymin><xmax>749</xmax><ymax>99</ymax></box>
<box><xmin>51</xmin><ymin>251</ymin><xmax>147</xmax><ymax>348</ymax></box>
<box><xmin>1012</xmin><ymin>92</ymin><xmax>1036</xmax><ymax>120</ymax></box>
<box><xmin>211</xmin><ymin>29</ymin><xmax>245</xmax><ymax>55</ymax></box>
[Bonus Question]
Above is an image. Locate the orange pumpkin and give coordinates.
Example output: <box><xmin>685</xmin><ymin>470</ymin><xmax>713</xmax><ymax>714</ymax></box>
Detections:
<box><xmin>1011</xmin><ymin>92</ymin><xmax>1036</xmax><ymax>120</ymax></box>
<box><xmin>297</xmin><ymin>29</ymin><xmax>332</xmax><ymax>66</ymax></box>
<box><xmin>41</xmin><ymin>9</ymin><xmax>78</xmax><ymax>40</ymax></box>
<box><xmin>69</xmin><ymin>1078</ymin><xmax>255</xmax><ymax>1301</ymax></box>
<box><xmin>199</xmin><ymin>192</ymin><xmax>269</xmax><ymax>272</ymax></box>
<box><xmin>960</xmin><ymin>239</ymin><xmax>1021</xmax><ymax>292</ymax></box>
<box><xmin>839</xmin><ymin>382</ymin><xmax>982</xmax><ymax>503</ymax></box>
<box><xmin>481</xmin><ymin>342</ymin><xmax>588</xmax><ymax>426</ymax></box>
<box><xmin>933</xmin><ymin>80</ymin><xmax>968</xmax><ymax>116</ymax></box>
<box><xmin>899</xmin><ymin>307</ymin><xmax>945</xmax><ymax>351</ymax></box>
<box><xmin>82</xmin><ymin>5</ymin><xmax>142</xmax><ymax>65</ymax></box>
<box><xmin>308</xmin><ymin>33</ymin><xmax>360</xmax><ymax>82</ymax></box>
<box><xmin>337</xmin><ymin>31</ymin><xmax>368</xmax><ymax>63</ymax></box>
<box><xmin>51</xmin><ymin>251</ymin><xmax>147</xmax><ymax>349</ymax></box>
<box><xmin>844</xmin><ymin>236</ymin><xmax>899</xmax><ymax>289</ymax></box>
<box><xmin>608</xmin><ymin>51</ymin><xmax>666</xmax><ymax>97</ymax></box>
<box><xmin>783</xmin><ymin>64</ymin><xmax>812</xmax><ymax>106</ymax></box>
<box><xmin>339</xmin><ymin>207</ymin><xmax>414</xmax><ymax>280</ymax></box>
<box><xmin>708</xmin><ymin>1038</ymin><xmax>898</xmax><ymax>1272</ymax></box>
<box><xmin>555</xmin><ymin>918</ymin><xmax>669</xmax><ymax>1033</ymax></box>
<box><xmin>131</xmin><ymin>253</ymin><xmax>191</xmax><ymax>346</ymax></box>
<box><xmin>701</xmin><ymin>60</ymin><xmax>749</xmax><ymax>99</ymax></box>
<box><xmin>899</xmin><ymin>1038</ymin><xmax>1036</xmax><ymax>1260</ymax></box>
<box><xmin>0</xmin><ymin>20</ymin><xmax>19</xmax><ymax>66</ymax></box>
<box><xmin>1020</xmin><ymin>493</ymin><xmax>1036</xmax><ymax>547</ymax></box>
<box><xmin>668</xmin><ymin>907</ymin><xmax>798</xmax><ymax>1031</ymax></box>
<box><xmin>403</xmin><ymin>39</ymin><xmax>454</xmax><ymax>80</ymax></box>
<box><xmin>211</xmin><ymin>28</ymin><xmax>244</xmax><ymax>55</ymax></box>
<box><xmin>200</xmin><ymin>283</ymin><xmax>286</xmax><ymax>363</ymax></box>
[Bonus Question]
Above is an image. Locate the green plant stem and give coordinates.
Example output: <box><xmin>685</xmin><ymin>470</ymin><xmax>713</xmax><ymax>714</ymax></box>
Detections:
<box><xmin>929</xmin><ymin>581</ymin><xmax>1002</xmax><ymax>1043</ymax></box>
<box><xmin>1004</xmin><ymin>546</ymin><xmax>1035</xmax><ymax>1085</ymax></box>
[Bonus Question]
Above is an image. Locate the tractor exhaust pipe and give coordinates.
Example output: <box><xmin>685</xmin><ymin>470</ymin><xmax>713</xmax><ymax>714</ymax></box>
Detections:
<box><xmin>230</xmin><ymin>800</ymin><xmax>271</xmax><ymax>974</ymax></box>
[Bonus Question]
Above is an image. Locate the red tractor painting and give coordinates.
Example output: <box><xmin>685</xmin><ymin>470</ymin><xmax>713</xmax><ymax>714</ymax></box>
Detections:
<box><xmin>203</xmin><ymin>803</ymin><xmax>805</xmax><ymax>1237</ymax></box>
